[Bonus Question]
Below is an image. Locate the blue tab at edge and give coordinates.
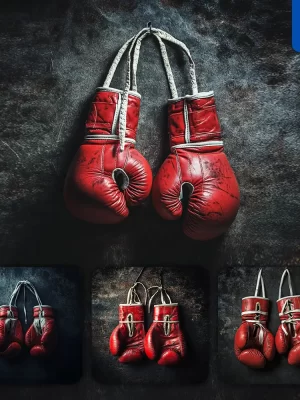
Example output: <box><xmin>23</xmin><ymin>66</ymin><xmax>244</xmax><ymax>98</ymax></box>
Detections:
<box><xmin>292</xmin><ymin>0</ymin><xmax>300</xmax><ymax>52</ymax></box>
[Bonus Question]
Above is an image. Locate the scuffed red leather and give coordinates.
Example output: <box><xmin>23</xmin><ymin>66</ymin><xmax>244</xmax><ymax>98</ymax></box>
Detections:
<box><xmin>275</xmin><ymin>295</ymin><xmax>300</xmax><ymax>366</ymax></box>
<box><xmin>234</xmin><ymin>297</ymin><xmax>275</xmax><ymax>369</ymax></box>
<box><xmin>144</xmin><ymin>304</ymin><xmax>186</xmax><ymax>366</ymax></box>
<box><xmin>152</xmin><ymin>94</ymin><xmax>240</xmax><ymax>240</ymax></box>
<box><xmin>0</xmin><ymin>306</ymin><xmax>23</xmax><ymax>358</ymax></box>
<box><xmin>64</xmin><ymin>89</ymin><xmax>152</xmax><ymax>224</ymax></box>
<box><xmin>109</xmin><ymin>304</ymin><xmax>145</xmax><ymax>363</ymax></box>
<box><xmin>25</xmin><ymin>306</ymin><xmax>57</xmax><ymax>357</ymax></box>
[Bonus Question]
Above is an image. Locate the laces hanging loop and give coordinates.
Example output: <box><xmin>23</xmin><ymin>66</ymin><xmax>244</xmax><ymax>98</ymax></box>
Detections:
<box><xmin>278</xmin><ymin>269</ymin><xmax>293</xmax><ymax>299</ymax></box>
<box><xmin>254</xmin><ymin>269</ymin><xmax>266</xmax><ymax>298</ymax></box>
<box><xmin>147</xmin><ymin>270</ymin><xmax>172</xmax><ymax>313</ymax></box>
<box><xmin>126</xmin><ymin>267</ymin><xmax>147</xmax><ymax>305</ymax></box>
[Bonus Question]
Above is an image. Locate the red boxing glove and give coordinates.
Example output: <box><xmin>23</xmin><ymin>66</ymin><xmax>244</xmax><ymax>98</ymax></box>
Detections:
<box><xmin>64</xmin><ymin>30</ymin><xmax>153</xmax><ymax>224</ymax></box>
<box><xmin>0</xmin><ymin>306</ymin><xmax>23</xmax><ymax>358</ymax></box>
<box><xmin>153</xmin><ymin>92</ymin><xmax>240</xmax><ymax>240</ymax></box>
<box><xmin>234</xmin><ymin>270</ymin><xmax>275</xmax><ymax>369</ymax></box>
<box><xmin>275</xmin><ymin>269</ymin><xmax>300</xmax><ymax>366</ymax></box>
<box><xmin>25</xmin><ymin>306</ymin><xmax>57</xmax><ymax>357</ymax></box>
<box><xmin>64</xmin><ymin>89</ymin><xmax>152</xmax><ymax>224</ymax></box>
<box><xmin>150</xmin><ymin>29</ymin><xmax>239</xmax><ymax>240</ymax></box>
<box><xmin>109</xmin><ymin>304</ymin><xmax>145</xmax><ymax>363</ymax></box>
<box><xmin>145</xmin><ymin>304</ymin><xmax>186</xmax><ymax>366</ymax></box>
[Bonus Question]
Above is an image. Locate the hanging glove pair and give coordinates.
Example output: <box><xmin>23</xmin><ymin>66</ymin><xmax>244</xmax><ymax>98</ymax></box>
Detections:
<box><xmin>234</xmin><ymin>269</ymin><xmax>300</xmax><ymax>369</ymax></box>
<box><xmin>109</xmin><ymin>272</ymin><xmax>186</xmax><ymax>366</ymax></box>
<box><xmin>64</xmin><ymin>26</ymin><xmax>240</xmax><ymax>241</ymax></box>
<box><xmin>0</xmin><ymin>281</ymin><xmax>56</xmax><ymax>359</ymax></box>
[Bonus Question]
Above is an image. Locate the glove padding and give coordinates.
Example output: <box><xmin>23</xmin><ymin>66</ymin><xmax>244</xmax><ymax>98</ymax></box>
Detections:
<box><xmin>0</xmin><ymin>306</ymin><xmax>23</xmax><ymax>358</ymax></box>
<box><xmin>234</xmin><ymin>296</ymin><xmax>275</xmax><ymax>369</ymax></box>
<box><xmin>64</xmin><ymin>90</ymin><xmax>152</xmax><ymax>224</ymax></box>
<box><xmin>109</xmin><ymin>304</ymin><xmax>145</xmax><ymax>363</ymax></box>
<box><xmin>153</xmin><ymin>93</ymin><xmax>240</xmax><ymax>240</ymax></box>
<box><xmin>234</xmin><ymin>322</ymin><xmax>275</xmax><ymax>369</ymax></box>
<box><xmin>25</xmin><ymin>306</ymin><xmax>57</xmax><ymax>357</ymax></box>
<box><xmin>275</xmin><ymin>295</ymin><xmax>300</xmax><ymax>366</ymax></box>
<box><xmin>145</xmin><ymin>304</ymin><xmax>186</xmax><ymax>366</ymax></box>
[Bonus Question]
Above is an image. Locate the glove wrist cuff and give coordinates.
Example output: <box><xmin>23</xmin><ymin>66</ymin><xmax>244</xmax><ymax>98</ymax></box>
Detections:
<box><xmin>33</xmin><ymin>305</ymin><xmax>54</xmax><ymax>318</ymax></box>
<box><xmin>153</xmin><ymin>304</ymin><xmax>179</xmax><ymax>321</ymax></box>
<box><xmin>241</xmin><ymin>297</ymin><xmax>269</xmax><ymax>321</ymax></box>
<box><xmin>118</xmin><ymin>304</ymin><xmax>144</xmax><ymax>322</ymax></box>
<box><xmin>85</xmin><ymin>89</ymin><xmax>141</xmax><ymax>141</ymax></box>
<box><xmin>0</xmin><ymin>305</ymin><xmax>18</xmax><ymax>318</ymax></box>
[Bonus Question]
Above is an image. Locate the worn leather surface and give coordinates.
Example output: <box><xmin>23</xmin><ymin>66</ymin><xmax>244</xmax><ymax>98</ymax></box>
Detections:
<box><xmin>153</xmin><ymin>95</ymin><xmax>240</xmax><ymax>240</ymax></box>
<box><xmin>145</xmin><ymin>304</ymin><xmax>186</xmax><ymax>365</ymax></box>
<box><xmin>92</xmin><ymin>266</ymin><xmax>209</xmax><ymax>385</ymax></box>
<box><xmin>167</xmin><ymin>96</ymin><xmax>222</xmax><ymax>147</ymax></box>
<box><xmin>109</xmin><ymin>304</ymin><xmax>145</xmax><ymax>363</ymax></box>
<box><xmin>234</xmin><ymin>297</ymin><xmax>275</xmax><ymax>369</ymax></box>
<box><xmin>64</xmin><ymin>90</ymin><xmax>152</xmax><ymax>223</ymax></box>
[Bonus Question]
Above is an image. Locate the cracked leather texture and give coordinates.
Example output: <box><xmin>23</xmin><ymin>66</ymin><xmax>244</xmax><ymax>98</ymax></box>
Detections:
<box><xmin>153</xmin><ymin>95</ymin><xmax>240</xmax><ymax>240</ymax></box>
<box><xmin>64</xmin><ymin>90</ymin><xmax>153</xmax><ymax>224</ymax></box>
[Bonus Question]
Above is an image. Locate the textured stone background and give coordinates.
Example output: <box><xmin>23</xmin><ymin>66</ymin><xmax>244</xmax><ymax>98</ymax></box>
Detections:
<box><xmin>218</xmin><ymin>266</ymin><xmax>300</xmax><ymax>384</ymax></box>
<box><xmin>0</xmin><ymin>0</ymin><xmax>299</xmax><ymax>398</ymax></box>
<box><xmin>0</xmin><ymin>266</ymin><xmax>82</xmax><ymax>384</ymax></box>
<box><xmin>92</xmin><ymin>266</ymin><xmax>209</xmax><ymax>384</ymax></box>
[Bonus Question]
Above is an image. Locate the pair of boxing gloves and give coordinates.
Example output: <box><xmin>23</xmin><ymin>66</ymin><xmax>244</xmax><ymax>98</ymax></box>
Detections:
<box><xmin>0</xmin><ymin>281</ymin><xmax>56</xmax><ymax>358</ymax></box>
<box><xmin>0</xmin><ymin>305</ymin><xmax>56</xmax><ymax>358</ymax></box>
<box><xmin>235</xmin><ymin>269</ymin><xmax>300</xmax><ymax>368</ymax></box>
<box><xmin>109</xmin><ymin>302</ymin><xmax>186</xmax><ymax>366</ymax></box>
<box><xmin>64</xmin><ymin>28</ymin><xmax>240</xmax><ymax>241</ymax></box>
